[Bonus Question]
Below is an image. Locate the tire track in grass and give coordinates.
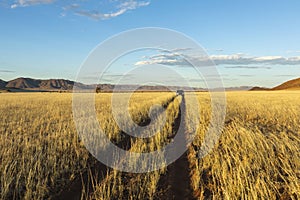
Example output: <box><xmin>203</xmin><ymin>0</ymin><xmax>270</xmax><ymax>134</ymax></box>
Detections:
<box><xmin>54</xmin><ymin>94</ymin><xmax>177</xmax><ymax>200</ymax></box>
<box><xmin>157</xmin><ymin>95</ymin><xmax>196</xmax><ymax>200</ymax></box>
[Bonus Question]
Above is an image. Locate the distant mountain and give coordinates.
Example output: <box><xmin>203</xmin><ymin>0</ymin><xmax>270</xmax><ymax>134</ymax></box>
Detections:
<box><xmin>95</xmin><ymin>84</ymin><xmax>206</xmax><ymax>92</ymax></box>
<box><xmin>249</xmin><ymin>77</ymin><xmax>300</xmax><ymax>91</ymax></box>
<box><xmin>6</xmin><ymin>78</ymin><xmax>75</xmax><ymax>90</ymax></box>
<box><xmin>5</xmin><ymin>77</ymin><xmax>299</xmax><ymax>92</ymax></box>
<box><xmin>0</xmin><ymin>79</ymin><xmax>7</xmax><ymax>88</ymax></box>
<box><xmin>225</xmin><ymin>86</ymin><xmax>253</xmax><ymax>91</ymax></box>
<box><xmin>272</xmin><ymin>77</ymin><xmax>300</xmax><ymax>90</ymax></box>
<box><xmin>39</xmin><ymin>79</ymin><xmax>75</xmax><ymax>90</ymax></box>
<box><xmin>6</xmin><ymin>78</ymin><xmax>40</xmax><ymax>89</ymax></box>
<box><xmin>95</xmin><ymin>84</ymin><xmax>115</xmax><ymax>92</ymax></box>
<box><xmin>1</xmin><ymin>77</ymin><xmax>205</xmax><ymax>92</ymax></box>
<box><xmin>249</xmin><ymin>86</ymin><xmax>271</xmax><ymax>91</ymax></box>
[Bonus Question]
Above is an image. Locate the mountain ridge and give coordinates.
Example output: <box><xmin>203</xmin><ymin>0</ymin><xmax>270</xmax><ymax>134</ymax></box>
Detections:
<box><xmin>0</xmin><ymin>79</ymin><xmax>7</xmax><ymax>88</ymax></box>
<box><xmin>250</xmin><ymin>77</ymin><xmax>300</xmax><ymax>91</ymax></box>
<box><xmin>1</xmin><ymin>77</ymin><xmax>299</xmax><ymax>92</ymax></box>
<box><xmin>0</xmin><ymin>77</ymin><xmax>205</xmax><ymax>92</ymax></box>
<box><xmin>3</xmin><ymin>77</ymin><xmax>75</xmax><ymax>91</ymax></box>
<box><xmin>272</xmin><ymin>77</ymin><xmax>300</xmax><ymax>90</ymax></box>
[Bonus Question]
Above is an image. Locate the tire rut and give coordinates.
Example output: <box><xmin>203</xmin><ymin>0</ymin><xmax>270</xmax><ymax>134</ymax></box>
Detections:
<box><xmin>156</xmin><ymin>95</ymin><xmax>195</xmax><ymax>200</ymax></box>
<box><xmin>54</xmin><ymin>95</ymin><xmax>177</xmax><ymax>200</ymax></box>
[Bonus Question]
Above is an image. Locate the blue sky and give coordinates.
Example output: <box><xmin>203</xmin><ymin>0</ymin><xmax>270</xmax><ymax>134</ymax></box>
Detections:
<box><xmin>0</xmin><ymin>0</ymin><xmax>300</xmax><ymax>87</ymax></box>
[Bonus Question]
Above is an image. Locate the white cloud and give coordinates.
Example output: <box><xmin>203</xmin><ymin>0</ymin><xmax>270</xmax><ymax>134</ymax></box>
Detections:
<box><xmin>10</xmin><ymin>0</ymin><xmax>150</xmax><ymax>20</ymax></box>
<box><xmin>11</xmin><ymin>0</ymin><xmax>55</xmax><ymax>8</ymax></box>
<box><xmin>288</xmin><ymin>56</ymin><xmax>300</xmax><ymax>61</ymax></box>
<box><xmin>135</xmin><ymin>51</ymin><xmax>300</xmax><ymax>67</ymax></box>
<box><xmin>135</xmin><ymin>59</ymin><xmax>186</xmax><ymax>66</ymax></box>
<box><xmin>117</xmin><ymin>0</ymin><xmax>150</xmax><ymax>10</ymax></box>
<box><xmin>62</xmin><ymin>3</ymin><xmax>80</xmax><ymax>11</ymax></box>
<box><xmin>225</xmin><ymin>66</ymin><xmax>271</xmax><ymax>70</ymax></box>
<box><xmin>253</xmin><ymin>56</ymin><xmax>284</xmax><ymax>61</ymax></box>
<box><xmin>210</xmin><ymin>54</ymin><xmax>244</xmax><ymax>60</ymax></box>
<box><xmin>103</xmin><ymin>8</ymin><xmax>127</xmax><ymax>18</ymax></box>
<box><xmin>75</xmin><ymin>0</ymin><xmax>150</xmax><ymax>20</ymax></box>
<box><xmin>158</xmin><ymin>48</ymin><xmax>192</xmax><ymax>54</ymax></box>
<box><xmin>76</xmin><ymin>8</ymin><xmax>128</xmax><ymax>20</ymax></box>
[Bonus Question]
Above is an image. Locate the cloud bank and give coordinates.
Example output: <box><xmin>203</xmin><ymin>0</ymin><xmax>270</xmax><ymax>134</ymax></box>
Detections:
<box><xmin>135</xmin><ymin>51</ymin><xmax>300</xmax><ymax>67</ymax></box>
<box><xmin>11</xmin><ymin>0</ymin><xmax>55</xmax><ymax>8</ymax></box>
<box><xmin>10</xmin><ymin>0</ymin><xmax>151</xmax><ymax>20</ymax></box>
<box><xmin>0</xmin><ymin>69</ymin><xmax>15</xmax><ymax>73</ymax></box>
<box><xmin>75</xmin><ymin>1</ymin><xmax>150</xmax><ymax>20</ymax></box>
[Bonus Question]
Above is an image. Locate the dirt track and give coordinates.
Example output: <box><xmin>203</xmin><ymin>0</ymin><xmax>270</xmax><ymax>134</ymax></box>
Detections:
<box><xmin>156</xmin><ymin>96</ymin><xmax>195</xmax><ymax>200</ymax></box>
<box><xmin>54</xmin><ymin>96</ymin><xmax>178</xmax><ymax>200</ymax></box>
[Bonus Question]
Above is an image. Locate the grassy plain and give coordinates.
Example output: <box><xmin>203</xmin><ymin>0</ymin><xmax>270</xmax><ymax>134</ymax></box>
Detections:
<box><xmin>0</xmin><ymin>91</ymin><xmax>299</xmax><ymax>199</ymax></box>
<box><xmin>0</xmin><ymin>92</ymin><xmax>175</xmax><ymax>199</ymax></box>
<box><xmin>188</xmin><ymin>91</ymin><xmax>300</xmax><ymax>199</ymax></box>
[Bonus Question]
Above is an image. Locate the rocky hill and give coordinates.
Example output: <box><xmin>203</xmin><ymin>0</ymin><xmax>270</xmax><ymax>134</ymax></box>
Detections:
<box><xmin>4</xmin><ymin>78</ymin><xmax>75</xmax><ymax>90</ymax></box>
<box><xmin>250</xmin><ymin>77</ymin><xmax>300</xmax><ymax>91</ymax></box>
<box><xmin>272</xmin><ymin>77</ymin><xmax>300</xmax><ymax>90</ymax></box>
<box><xmin>0</xmin><ymin>79</ymin><xmax>7</xmax><ymax>88</ymax></box>
<box><xmin>0</xmin><ymin>77</ymin><xmax>205</xmax><ymax>92</ymax></box>
<box><xmin>249</xmin><ymin>86</ymin><xmax>271</xmax><ymax>91</ymax></box>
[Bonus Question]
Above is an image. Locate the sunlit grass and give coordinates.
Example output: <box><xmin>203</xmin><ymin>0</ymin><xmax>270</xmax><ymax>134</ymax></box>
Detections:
<box><xmin>188</xmin><ymin>91</ymin><xmax>300</xmax><ymax>199</ymax></box>
<box><xmin>0</xmin><ymin>91</ymin><xmax>299</xmax><ymax>199</ymax></box>
<box><xmin>0</xmin><ymin>92</ymin><xmax>175</xmax><ymax>200</ymax></box>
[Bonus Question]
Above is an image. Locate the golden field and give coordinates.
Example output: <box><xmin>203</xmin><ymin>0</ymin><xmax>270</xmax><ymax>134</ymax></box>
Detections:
<box><xmin>188</xmin><ymin>91</ymin><xmax>300</xmax><ymax>199</ymax></box>
<box><xmin>0</xmin><ymin>91</ymin><xmax>299</xmax><ymax>199</ymax></box>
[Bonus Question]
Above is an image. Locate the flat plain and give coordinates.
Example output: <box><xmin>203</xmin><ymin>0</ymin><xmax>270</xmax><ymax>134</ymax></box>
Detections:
<box><xmin>0</xmin><ymin>91</ymin><xmax>299</xmax><ymax>199</ymax></box>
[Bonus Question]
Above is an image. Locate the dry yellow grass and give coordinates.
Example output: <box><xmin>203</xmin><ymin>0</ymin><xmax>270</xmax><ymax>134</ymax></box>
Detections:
<box><xmin>0</xmin><ymin>91</ymin><xmax>299</xmax><ymax>199</ymax></box>
<box><xmin>188</xmin><ymin>91</ymin><xmax>300</xmax><ymax>199</ymax></box>
<box><xmin>0</xmin><ymin>93</ymin><xmax>88</xmax><ymax>200</ymax></box>
<box><xmin>0</xmin><ymin>92</ymin><xmax>175</xmax><ymax>200</ymax></box>
<box><xmin>90</xmin><ymin>95</ymin><xmax>182</xmax><ymax>200</ymax></box>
